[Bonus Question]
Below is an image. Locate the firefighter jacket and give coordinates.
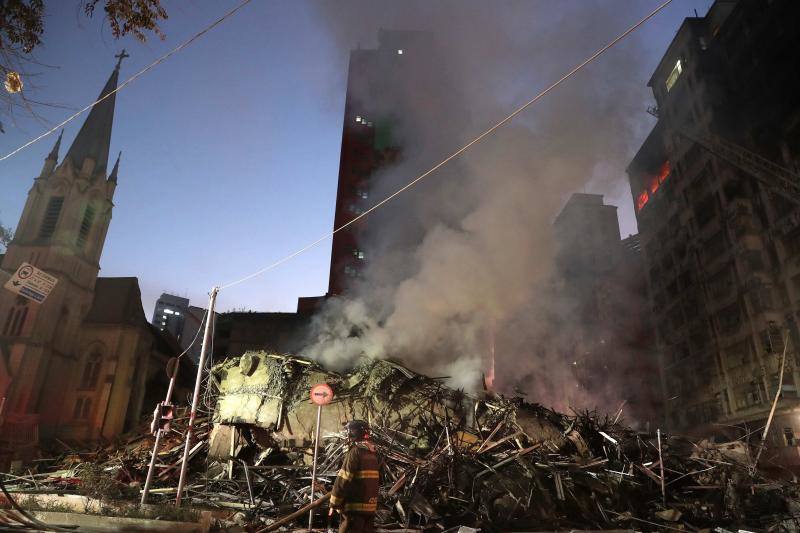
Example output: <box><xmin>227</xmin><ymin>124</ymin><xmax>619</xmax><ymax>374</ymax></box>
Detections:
<box><xmin>330</xmin><ymin>441</ymin><xmax>379</xmax><ymax>513</ymax></box>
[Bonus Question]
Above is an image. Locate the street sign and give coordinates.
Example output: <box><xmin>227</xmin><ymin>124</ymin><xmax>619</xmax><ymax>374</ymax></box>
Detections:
<box><xmin>310</xmin><ymin>383</ymin><xmax>334</xmax><ymax>406</ymax></box>
<box><xmin>3</xmin><ymin>262</ymin><xmax>58</xmax><ymax>303</ymax></box>
<box><xmin>308</xmin><ymin>383</ymin><xmax>334</xmax><ymax>529</ymax></box>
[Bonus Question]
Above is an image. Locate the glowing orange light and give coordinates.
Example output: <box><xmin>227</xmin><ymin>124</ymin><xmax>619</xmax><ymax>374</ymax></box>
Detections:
<box><xmin>636</xmin><ymin>190</ymin><xmax>649</xmax><ymax>211</ymax></box>
<box><xmin>636</xmin><ymin>160</ymin><xmax>670</xmax><ymax>212</ymax></box>
<box><xmin>657</xmin><ymin>160</ymin><xmax>670</xmax><ymax>184</ymax></box>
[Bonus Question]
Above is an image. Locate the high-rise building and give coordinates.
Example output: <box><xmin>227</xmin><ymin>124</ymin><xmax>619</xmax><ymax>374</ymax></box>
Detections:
<box><xmin>627</xmin><ymin>0</ymin><xmax>800</xmax><ymax>454</ymax></box>
<box><xmin>152</xmin><ymin>293</ymin><xmax>189</xmax><ymax>339</ymax></box>
<box><xmin>551</xmin><ymin>194</ymin><xmax>659</xmax><ymax>423</ymax></box>
<box><xmin>327</xmin><ymin>30</ymin><xmax>431</xmax><ymax>296</ymax></box>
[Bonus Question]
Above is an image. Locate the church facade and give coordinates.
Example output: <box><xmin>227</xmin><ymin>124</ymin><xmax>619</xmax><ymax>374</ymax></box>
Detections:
<box><xmin>0</xmin><ymin>55</ymin><xmax>184</xmax><ymax>459</ymax></box>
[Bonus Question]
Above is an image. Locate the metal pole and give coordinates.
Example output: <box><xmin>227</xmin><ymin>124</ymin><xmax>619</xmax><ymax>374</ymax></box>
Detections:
<box><xmin>657</xmin><ymin>428</ymin><xmax>666</xmax><ymax>507</ymax></box>
<box><xmin>308</xmin><ymin>404</ymin><xmax>322</xmax><ymax>531</ymax></box>
<box><xmin>176</xmin><ymin>286</ymin><xmax>218</xmax><ymax>506</ymax></box>
<box><xmin>141</xmin><ymin>353</ymin><xmax>181</xmax><ymax>504</ymax></box>
<box><xmin>752</xmin><ymin>331</ymin><xmax>790</xmax><ymax>473</ymax></box>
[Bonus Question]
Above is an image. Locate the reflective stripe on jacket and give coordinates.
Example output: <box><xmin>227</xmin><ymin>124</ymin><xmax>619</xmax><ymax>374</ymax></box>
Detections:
<box><xmin>330</xmin><ymin>442</ymin><xmax>379</xmax><ymax>513</ymax></box>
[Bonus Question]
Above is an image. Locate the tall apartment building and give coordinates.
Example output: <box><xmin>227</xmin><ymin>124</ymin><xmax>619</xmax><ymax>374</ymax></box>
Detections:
<box><xmin>327</xmin><ymin>30</ymin><xmax>431</xmax><ymax>295</ymax></box>
<box><xmin>151</xmin><ymin>293</ymin><xmax>189</xmax><ymax>340</ymax></box>
<box><xmin>628</xmin><ymin>0</ymin><xmax>800</xmax><ymax>455</ymax></box>
<box><xmin>552</xmin><ymin>194</ymin><xmax>659</xmax><ymax>424</ymax></box>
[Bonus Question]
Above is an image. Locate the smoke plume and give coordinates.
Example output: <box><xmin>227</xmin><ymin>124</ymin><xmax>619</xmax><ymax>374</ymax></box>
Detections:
<box><xmin>304</xmin><ymin>1</ymin><xmax>657</xmax><ymax>417</ymax></box>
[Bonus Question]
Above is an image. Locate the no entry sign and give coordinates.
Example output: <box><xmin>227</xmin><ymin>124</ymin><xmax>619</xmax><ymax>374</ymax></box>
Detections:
<box><xmin>310</xmin><ymin>383</ymin><xmax>334</xmax><ymax>406</ymax></box>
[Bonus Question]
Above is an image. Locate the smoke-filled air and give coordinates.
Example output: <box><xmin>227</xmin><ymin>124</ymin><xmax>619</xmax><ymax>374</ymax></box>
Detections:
<box><xmin>303</xmin><ymin>0</ymin><xmax>658</xmax><ymax>421</ymax></box>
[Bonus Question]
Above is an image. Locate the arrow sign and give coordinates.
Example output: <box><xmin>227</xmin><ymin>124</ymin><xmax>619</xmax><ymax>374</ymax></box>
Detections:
<box><xmin>310</xmin><ymin>383</ymin><xmax>334</xmax><ymax>406</ymax></box>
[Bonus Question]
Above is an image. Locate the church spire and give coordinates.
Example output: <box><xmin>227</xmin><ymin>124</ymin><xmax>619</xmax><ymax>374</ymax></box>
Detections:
<box><xmin>48</xmin><ymin>129</ymin><xmax>64</xmax><ymax>161</ymax></box>
<box><xmin>40</xmin><ymin>129</ymin><xmax>63</xmax><ymax>177</ymax></box>
<box><xmin>63</xmin><ymin>51</ymin><xmax>127</xmax><ymax>177</ymax></box>
<box><xmin>108</xmin><ymin>151</ymin><xmax>121</xmax><ymax>182</ymax></box>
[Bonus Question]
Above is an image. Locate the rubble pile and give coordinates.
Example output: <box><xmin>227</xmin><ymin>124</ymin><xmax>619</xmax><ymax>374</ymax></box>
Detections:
<box><xmin>3</xmin><ymin>351</ymin><xmax>800</xmax><ymax>531</ymax></box>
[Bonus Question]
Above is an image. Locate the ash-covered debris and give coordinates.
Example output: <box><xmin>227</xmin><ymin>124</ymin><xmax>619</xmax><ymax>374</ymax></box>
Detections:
<box><xmin>3</xmin><ymin>351</ymin><xmax>800</xmax><ymax>532</ymax></box>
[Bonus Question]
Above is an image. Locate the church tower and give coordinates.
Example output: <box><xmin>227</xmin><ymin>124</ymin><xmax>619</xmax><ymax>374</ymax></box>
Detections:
<box><xmin>0</xmin><ymin>53</ymin><xmax>124</xmax><ymax>437</ymax></box>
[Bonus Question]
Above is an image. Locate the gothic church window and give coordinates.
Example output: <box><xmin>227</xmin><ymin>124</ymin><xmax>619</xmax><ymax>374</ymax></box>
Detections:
<box><xmin>2</xmin><ymin>302</ymin><xmax>29</xmax><ymax>336</ymax></box>
<box><xmin>79</xmin><ymin>351</ymin><xmax>102</xmax><ymax>390</ymax></box>
<box><xmin>38</xmin><ymin>196</ymin><xmax>64</xmax><ymax>239</ymax></box>
<box><xmin>77</xmin><ymin>205</ymin><xmax>96</xmax><ymax>247</ymax></box>
<box><xmin>73</xmin><ymin>397</ymin><xmax>92</xmax><ymax>420</ymax></box>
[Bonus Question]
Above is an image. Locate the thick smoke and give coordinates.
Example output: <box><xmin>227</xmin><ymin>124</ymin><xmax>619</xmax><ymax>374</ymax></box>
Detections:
<box><xmin>304</xmin><ymin>1</ymin><xmax>656</xmax><ymax>415</ymax></box>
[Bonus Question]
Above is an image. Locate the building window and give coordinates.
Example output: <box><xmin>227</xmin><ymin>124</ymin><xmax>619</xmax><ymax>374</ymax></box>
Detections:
<box><xmin>353</xmin><ymin>249</ymin><xmax>365</xmax><ymax>260</ymax></box>
<box><xmin>79</xmin><ymin>351</ymin><xmax>102</xmax><ymax>390</ymax></box>
<box><xmin>344</xmin><ymin>265</ymin><xmax>358</xmax><ymax>277</ymax></box>
<box><xmin>355</xmin><ymin>189</ymin><xmax>368</xmax><ymax>199</ymax></box>
<box><xmin>397</xmin><ymin>49</ymin><xmax>403</xmax><ymax>55</ymax></box>
<box><xmin>38</xmin><ymin>196</ymin><xmax>64</xmax><ymax>239</ymax></box>
<box><xmin>73</xmin><ymin>397</ymin><xmax>92</xmax><ymax>420</ymax></box>
<box><xmin>76</xmin><ymin>205</ymin><xmax>96</xmax><ymax>247</ymax></box>
<box><xmin>3</xmin><ymin>304</ymin><xmax>28</xmax><ymax>337</ymax></box>
<box><xmin>784</xmin><ymin>427</ymin><xmax>796</xmax><ymax>446</ymax></box>
<box><xmin>348</xmin><ymin>204</ymin><xmax>363</xmax><ymax>215</ymax></box>
<box><xmin>665</xmin><ymin>59</ymin><xmax>683</xmax><ymax>92</ymax></box>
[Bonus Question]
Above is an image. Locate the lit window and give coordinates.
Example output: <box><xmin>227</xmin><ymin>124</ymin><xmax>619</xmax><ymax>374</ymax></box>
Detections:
<box><xmin>356</xmin><ymin>189</ymin><xmax>368</xmax><ymax>199</ymax></box>
<box><xmin>665</xmin><ymin>59</ymin><xmax>683</xmax><ymax>92</ymax></box>
<box><xmin>355</xmin><ymin>115</ymin><xmax>362</xmax><ymax>123</ymax></box>
<box><xmin>162</xmin><ymin>315</ymin><xmax>167</xmax><ymax>319</ymax></box>
<box><xmin>397</xmin><ymin>49</ymin><xmax>403</xmax><ymax>55</ymax></box>
<box><xmin>164</xmin><ymin>309</ymin><xmax>174</xmax><ymax>315</ymax></box>
<box><xmin>353</xmin><ymin>250</ymin><xmax>365</xmax><ymax>260</ymax></box>
<box><xmin>174</xmin><ymin>311</ymin><xmax>181</xmax><ymax>316</ymax></box>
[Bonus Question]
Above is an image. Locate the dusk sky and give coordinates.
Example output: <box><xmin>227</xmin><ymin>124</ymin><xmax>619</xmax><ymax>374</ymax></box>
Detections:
<box><xmin>1</xmin><ymin>0</ymin><xmax>713</xmax><ymax>316</ymax></box>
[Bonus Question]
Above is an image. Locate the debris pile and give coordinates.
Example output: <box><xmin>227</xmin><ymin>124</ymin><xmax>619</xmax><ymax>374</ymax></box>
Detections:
<box><xmin>3</xmin><ymin>351</ymin><xmax>800</xmax><ymax>532</ymax></box>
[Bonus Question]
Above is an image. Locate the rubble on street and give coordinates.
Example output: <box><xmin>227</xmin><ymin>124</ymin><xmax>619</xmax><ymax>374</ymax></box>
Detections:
<box><xmin>3</xmin><ymin>351</ymin><xmax>800</xmax><ymax>531</ymax></box>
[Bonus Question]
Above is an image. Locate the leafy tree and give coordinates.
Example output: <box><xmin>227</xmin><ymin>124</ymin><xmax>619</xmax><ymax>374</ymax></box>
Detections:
<box><xmin>0</xmin><ymin>218</ymin><xmax>13</xmax><ymax>251</ymax></box>
<box><xmin>0</xmin><ymin>0</ymin><xmax>168</xmax><ymax>123</ymax></box>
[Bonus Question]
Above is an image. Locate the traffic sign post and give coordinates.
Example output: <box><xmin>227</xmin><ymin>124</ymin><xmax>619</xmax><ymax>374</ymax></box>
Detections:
<box><xmin>3</xmin><ymin>262</ymin><xmax>58</xmax><ymax>303</ymax></box>
<box><xmin>309</xmin><ymin>383</ymin><xmax>334</xmax><ymax>530</ymax></box>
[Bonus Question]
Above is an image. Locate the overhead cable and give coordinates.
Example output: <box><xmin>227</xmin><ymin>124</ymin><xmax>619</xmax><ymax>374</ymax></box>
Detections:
<box><xmin>219</xmin><ymin>0</ymin><xmax>674</xmax><ymax>290</ymax></box>
<box><xmin>0</xmin><ymin>0</ymin><xmax>254</xmax><ymax>163</ymax></box>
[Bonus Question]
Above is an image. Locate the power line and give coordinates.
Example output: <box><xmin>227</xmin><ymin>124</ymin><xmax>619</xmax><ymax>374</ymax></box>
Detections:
<box><xmin>0</xmin><ymin>0</ymin><xmax>254</xmax><ymax>164</ymax></box>
<box><xmin>219</xmin><ymin>0</ymin><xmax>674</xmax><ymax>290</ymax></box>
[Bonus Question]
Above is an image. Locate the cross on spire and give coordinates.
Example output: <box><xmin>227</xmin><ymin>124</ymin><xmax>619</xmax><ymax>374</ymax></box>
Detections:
<box><xmin>115</xmin><ymin>49</ymin><xmax>129</xmax><ymax>70</ymax></box>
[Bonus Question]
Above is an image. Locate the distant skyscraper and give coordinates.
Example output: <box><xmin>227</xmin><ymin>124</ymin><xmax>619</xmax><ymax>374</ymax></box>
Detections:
<box><xmin>551</xmin><ymin>194</ymin><xmax>659</xmax><ymax>423</ymax></box>
<box><xmin>152</xmin><ymin>293</ymin><xmax>189</xmax><ymax>340</ymax></box>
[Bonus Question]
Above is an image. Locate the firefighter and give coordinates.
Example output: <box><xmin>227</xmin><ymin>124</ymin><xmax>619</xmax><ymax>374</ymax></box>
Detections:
<box><xmin>328</xmin><ymin>420</ymin><xmax>379</xmax><ymax>533</ymax></box>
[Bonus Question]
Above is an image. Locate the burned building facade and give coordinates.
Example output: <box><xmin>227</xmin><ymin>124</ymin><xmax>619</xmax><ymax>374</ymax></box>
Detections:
<box><xmin>551</xmin><ymin>194</ymin><xmax>659</xmax><ymax>423</ymax></box>
<box><xmin>327</xmin><ymin>30</ymin><xmax>431</xmax><ymax>296</ymax></box>
<box><xmin>628</xmin><ymin>0</ymin><xmax>800</xmax><ymax>450</ymax></box>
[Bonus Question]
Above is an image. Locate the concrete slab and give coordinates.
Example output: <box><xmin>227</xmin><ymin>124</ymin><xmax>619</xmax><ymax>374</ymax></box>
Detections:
<box><xmin>31</xmin><ymin>510</ymin><xmax>205</xmax><ymax>532</ymax></box>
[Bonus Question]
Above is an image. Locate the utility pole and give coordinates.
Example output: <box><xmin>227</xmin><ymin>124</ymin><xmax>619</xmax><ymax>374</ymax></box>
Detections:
<box><xmin>176</xmin><ymin>286</ymin><xmax>219</xmax><ymax>506</ymax></box>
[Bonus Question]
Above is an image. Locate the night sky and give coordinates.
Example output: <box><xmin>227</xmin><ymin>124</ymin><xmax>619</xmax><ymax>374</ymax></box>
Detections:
<box><xmin>1</xmin><ymin>0</ymin><xmax>713</xmax><ymax>315</ymax></box>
